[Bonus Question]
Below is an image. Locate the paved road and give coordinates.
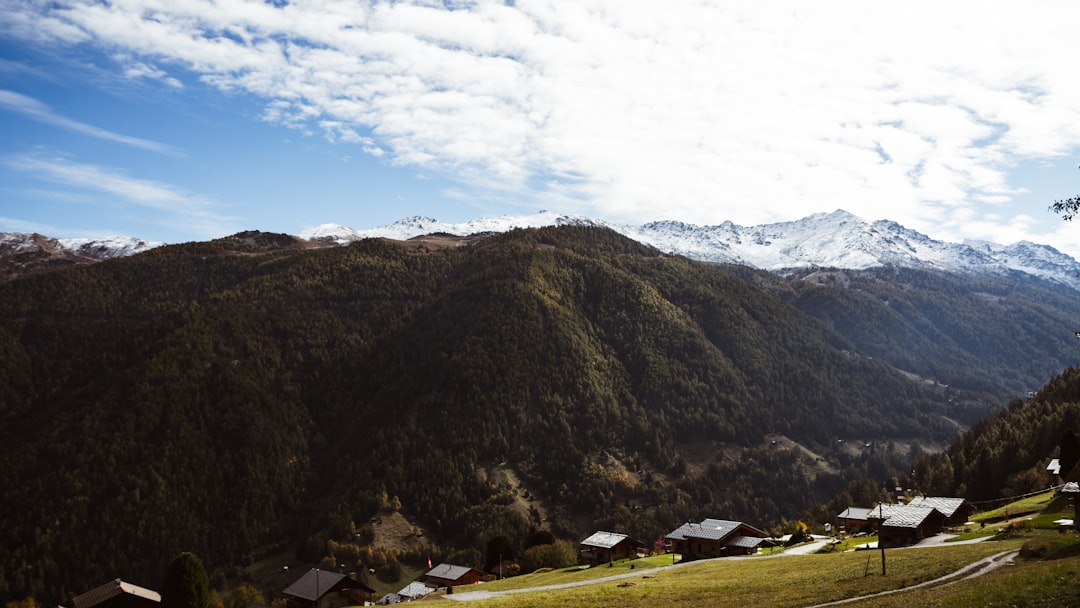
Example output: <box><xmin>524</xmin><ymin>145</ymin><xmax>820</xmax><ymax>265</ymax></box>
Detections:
<box><xmin>445</xmin><ymin>534</ymin><xmax>996</xmax><ymax>603</ymax></box>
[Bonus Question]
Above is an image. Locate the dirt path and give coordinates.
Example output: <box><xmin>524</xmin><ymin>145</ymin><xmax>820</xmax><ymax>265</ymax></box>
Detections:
<box><xmin>802</xmin><ymin>549</ymin><xmax>1018</xmax><ymax>608</ymax></box>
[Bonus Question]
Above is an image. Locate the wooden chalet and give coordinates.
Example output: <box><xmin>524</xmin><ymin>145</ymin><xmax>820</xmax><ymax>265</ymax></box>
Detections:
<box><xmin>281</xmin><ymin>569</ymin><xmax>375</xmax><ymax>608</ymax></box>
<box><xmin>665</xmin><ymin>518</ymin><xmax>771</xmax><ymax>559</ymax></box>
<box><xmin>424</xmin><ymin>563</ymin><xmax>487</xmax><ymax>588</ymax></box>
<box><xmin>579</xmin><ymin>531</ymin><xmax>646</xmax><ymax>564</ymax></box>
<box><xmin>868</xmin><ymin>504</ymin><xmax>945</xmax><ymax>547</ymax></box>
<box><xmin>836</xmin><ymin>506</ymin><xmax>873</xmax><ymax>533</ymax></box>
<box><xmin>72</xmin><ymin>579</ymin><xmax>160</xmax><ymax>608</ymax></box>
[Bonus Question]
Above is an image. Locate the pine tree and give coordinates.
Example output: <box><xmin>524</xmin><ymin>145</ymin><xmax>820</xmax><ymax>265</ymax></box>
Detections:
<box><xmin>162</xmin><ymin>553</ymin><xmax>209</xmax><ymax>608</ymax></box>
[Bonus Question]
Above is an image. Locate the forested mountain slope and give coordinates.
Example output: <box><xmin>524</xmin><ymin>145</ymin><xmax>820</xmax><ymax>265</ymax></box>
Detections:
<box><xmin>0</xmin><ymin>226</ymin><xmax>1052</xmax><ymax>603</ymax></box>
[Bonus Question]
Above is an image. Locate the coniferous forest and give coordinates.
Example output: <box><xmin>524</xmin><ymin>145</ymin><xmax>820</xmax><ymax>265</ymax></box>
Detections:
<box><xmin>2</xmin><ymin>226</ymin><xmax>1079</xmax><ymax>604</ymax></box>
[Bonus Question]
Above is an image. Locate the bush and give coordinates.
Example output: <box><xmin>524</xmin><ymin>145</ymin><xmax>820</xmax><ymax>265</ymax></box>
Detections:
<box><xmin>520</xmin><ymin>541</ymin><xmax>577</xmax><ymax>573</ymax></box>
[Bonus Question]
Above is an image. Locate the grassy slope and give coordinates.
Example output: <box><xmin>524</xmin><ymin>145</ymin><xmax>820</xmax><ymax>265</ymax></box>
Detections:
<box><xmin>422</xmin><ymin>540</ymin><xmax>1028</xmax><ymax>607</ymax></box>
<box><xmin>413</xmin><ymin>488</ymin><xmax>1080</xmax><ymax>608</ymax></box>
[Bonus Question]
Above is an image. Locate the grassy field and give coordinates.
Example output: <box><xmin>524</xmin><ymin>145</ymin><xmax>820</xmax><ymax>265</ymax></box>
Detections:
<box><xmin>422</xmin><ymin>536</ymin><xmax>1048</xmax><ymax>608</ymax></box>
<box><xmin>973</xmin><ymin>490</ymin><xmax>1058</xmax><ymax>522</ymax></box>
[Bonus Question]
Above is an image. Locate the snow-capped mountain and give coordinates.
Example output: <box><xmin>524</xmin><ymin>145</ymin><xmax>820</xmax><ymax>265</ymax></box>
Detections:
<box><xmin>0</xmin><ymin>232</ymin><xmax>161</xmax><ymax>262</ymax></box>
<box><xmin>6</xmin><ymin>209</ymin><xmax>1079</xmax><ymax>290</ymax></box>
<box><xmin>303</xmin><ymin>209</ymin><xmax>1080</xmax><ymax>291</ymax></box>
<box><xmin>300</xmin><ymin>210</ymin><xmax>602</xmax><ymax>243</ymax></box>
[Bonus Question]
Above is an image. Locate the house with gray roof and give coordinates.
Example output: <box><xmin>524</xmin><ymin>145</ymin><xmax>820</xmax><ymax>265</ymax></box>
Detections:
<box><xmin>867</xmin><ymin>503</ymin><xmax>946</xmax><ymax>547</ymax></box>
<box><xmin>282</xmin><ymin>569</ymin><xmax>375</xmax><ymax>608</ymax></box>
<box><xmin>665</xmin><ymin>518</ymin><xmax>770</xmax><ymax>559</ymax></box>
<box><xmin>578</xmin><ymin>531</ymin><xmax>645</xmax><ymax>563</ymax></box>
<box><xmin>424</xmin><ymin>563</ymin><xmax>486</xmax><ymax>588</ymax></box>
<box><xmin>837</xmin><ymin>506</ymin><xmax>873</xmax><ymax>532</ymax></box>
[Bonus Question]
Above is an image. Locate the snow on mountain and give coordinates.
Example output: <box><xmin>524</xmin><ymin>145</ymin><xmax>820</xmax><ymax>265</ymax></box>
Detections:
<box><xmin>309</xmin><ymin>209</ymin><xmax>1080</xmax><ymax>291</ymax></box>
<box><xmin>0</xmin><ymin>232</ymin><xmax>161</xmax><ymax>261</ymax></box>
<box><xmin>299</xmin><ymin>211</ymin><xmax>601</xmax><ymax>243</ymax></box>
<box><xmin>6</xmin><ymin>209</ymin><xmax>1079</xmax><ymax>291</ymax></box>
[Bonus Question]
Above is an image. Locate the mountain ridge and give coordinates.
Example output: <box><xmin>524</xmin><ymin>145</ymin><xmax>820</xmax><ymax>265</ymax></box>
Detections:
<box><xmin>6</xmin><ymin>210</ymin><xmax>1078</xmax><ymax>289</ymax></box>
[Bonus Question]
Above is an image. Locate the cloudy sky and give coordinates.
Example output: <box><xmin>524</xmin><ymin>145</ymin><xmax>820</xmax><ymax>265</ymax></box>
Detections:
<box><xmin>3</xmin><ymin>1</ymin><xmax>1080</xmax><ymax>256</ymax></box>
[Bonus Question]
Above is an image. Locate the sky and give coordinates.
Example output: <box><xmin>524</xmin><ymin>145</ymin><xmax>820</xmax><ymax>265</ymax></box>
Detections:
<box><xmin>3</xmin><ymin>2</ymin><xmax>1080</xmax><ymax>257</ymax></box>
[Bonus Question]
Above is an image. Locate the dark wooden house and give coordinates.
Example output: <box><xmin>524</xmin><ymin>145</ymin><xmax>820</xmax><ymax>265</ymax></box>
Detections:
<box><xmin>578</xmin><ymin>531</ymin><xmax>645</xmax><ymax>563</ymax></box>
<box><xmin>424</xmin><ymin>563</ymin><xmax>486</xmax><ymax>588</ymax></box>
<box><xmin>870</xmin><ymin>504</ymin><xmax>946</xmax><ymax>547</ymax></box>
<box><xmin>665</xmin><ymin>518</ymin><xmax>771</xmax><ymax>559</ymax></box>
<box><xmin>281</xmin><ymin>569</ymin><xmax>375</xmax><ymax>608</ymax></box>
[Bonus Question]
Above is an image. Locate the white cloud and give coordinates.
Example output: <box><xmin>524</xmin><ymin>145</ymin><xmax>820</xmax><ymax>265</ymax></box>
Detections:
<box><xmin>3</xmin><ymin>153</ymin><xmax>235</xmax><ymax>236</ymax></box>
<box><xmin>6</xmin><ymin>1</ymin><xmax>1080</xmax><ymax>246</ymax></box>
<box><xmin>119</xmin><ymin>58</ymin><xmax>184</xmax><ymax>88</ymax></box>
<box><xmin>0</xmin><ymin>89</ymin><xmax>181</xmax><ymax>155</ymax></box>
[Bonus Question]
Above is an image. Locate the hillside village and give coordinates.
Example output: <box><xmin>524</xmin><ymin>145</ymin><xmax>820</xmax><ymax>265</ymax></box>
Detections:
<box><xmin>59</xmin><ymin>480</ymin><xmax>1078</xmax><ymax>608</ymax></box>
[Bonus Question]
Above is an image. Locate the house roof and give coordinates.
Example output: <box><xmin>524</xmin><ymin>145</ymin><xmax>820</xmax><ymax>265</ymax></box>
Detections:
<box><xmin>726</xmin><ymin>535</ymin><xmax>769</xmax><ymax>549</ymax></box>
<box><xmin>837</xmin><ymin>507</ymin><xmax>872</xmax><ymax>521</ymax></box>
<box><xmin>880</xmin><ymin>505</ymin><xmax>939</xmax><ymax>529</ymax></box>
<box><xmin>425</xmin><ymin>563</ymin><xmax>475</xmax><ymax>582</ymax></box>
<box><xmin>72</xmin><ymin>579</ymin><xmax>160</xmax><ymax>608</ymax></box>
<box><xmin>667</xmin><ymin>519</ymin><xmax>764</xmax><ymax>542</ymax></box>
<box><xmin>396</xmin><ymin>582</ymin><xmax>432</xmax><ymax>599</ymax></box>
<box><xmin>907</xmin><ymin>496</ymin><xmax>969</xmax><ymax>518</ymax></box>
<box><xmin>281</xmin><ymin>570</ymin><xmax>347</xmax><ymax>601</ymax></box>
<box><xmin>580</xmin><ymin>531</ymin><xmax>631</xmax><ymax>549</ymax></box>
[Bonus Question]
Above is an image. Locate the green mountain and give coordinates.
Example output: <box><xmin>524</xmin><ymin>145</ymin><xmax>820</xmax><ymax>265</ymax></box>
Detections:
<box><xmin>0</xmin><ymin>226</ymin><xmax>1070</xmax><ymax>603</ymax></box>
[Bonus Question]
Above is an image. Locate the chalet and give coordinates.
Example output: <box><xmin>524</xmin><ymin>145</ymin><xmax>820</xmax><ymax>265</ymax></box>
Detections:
<box><xmin>282</xmin><ymin>569</ymin><xmax>375</xmax><ymax>608</ymax></box>
<box><xmin>666</xmin><ymin>518</ymin><xmax>771</xmax><ymax>559</ymax></box>
<box><xmin>836</xmin><ymin>506</ymin><xmax>873</xmax><ymax>533</ymax></box>
<box><xmin>424</xmin><ymin>563</ymin><xmax>486</xmax><ymax>588</ymax></box>
<box><xmin>72</xmin><ymin>579</ymin><xmax>160</xmax><ymax>608</ymax></box>
<box><xmin>868</xmin><ymin>504</ymin><xmax>945</xmax><ymax>547</ymax></box>
<box><xmin>906</xmin><ymin>496</ymin><xmax>976</xmax><ymax>527</ymax></box>
<box><xmin>578</xmin><ymin>531</ymin><xmax>645</xmax><ymax>564</ymax></box>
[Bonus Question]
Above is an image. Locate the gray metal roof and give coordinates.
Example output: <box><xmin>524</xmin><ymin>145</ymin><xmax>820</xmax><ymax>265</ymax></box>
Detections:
<box><xmin>73</xmin><ymin>579</ymin><xmax>160</xmax><ymax>608</ymax></box>
<box><xmin>907</xmin><ymin>496</ymin><xmax>968</xmax><ymax>518</ymax></box>
<box><xmin>396</xmin><ymin>582</ymin><xmax>432</xmax><ymax>599</ymax></box>
<box><xmin>282</xmin><ymin>569</ymin><xmax>347</xmax><ymax>601</ymax></box>
<box><xmin>881</xmin><ymin>505</ymin><xmax>937</xmax><ymax>529</ymax></box>
<box><xmin>580</xmin><ymin>531</ymin><xmax>630</xmax><ymax>549</ymax></box>
<box><xmin>425</xmin><ymin>563</ymin><xmax>474</xmax><ymax>582</ymax></box>
<box><xmin>667</xmin><ymin>519</ymin><xmax>744</xmax><ymax>541</ymax></box>
<box><xmin>726</xmin><ymin>535</ymin><xmax>768</xmax><ymax>549</ymax></box>
<box><xmin>837</xmin><ymin>507</ymin><xmax>873</xmax><ymax>521</ymax></box>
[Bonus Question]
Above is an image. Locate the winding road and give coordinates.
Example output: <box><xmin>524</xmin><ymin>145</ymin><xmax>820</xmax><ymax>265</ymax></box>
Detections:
<box><xmin>445</xmin><ymin>535</ymin><xmax>1013</xmax><ymax>605</ymax></box>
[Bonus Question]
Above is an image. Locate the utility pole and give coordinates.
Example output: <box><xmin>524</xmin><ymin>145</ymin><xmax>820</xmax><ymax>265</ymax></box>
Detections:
<box><xmin>878</xmin><ymin>504</ymin><xmax>886</xmax><ymax>576</ymax></box>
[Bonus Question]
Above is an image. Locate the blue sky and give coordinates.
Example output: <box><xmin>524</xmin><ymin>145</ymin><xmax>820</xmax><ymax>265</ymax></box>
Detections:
<box><xmin>3</xmin><ymin>2</ymin><xmax>1080</xmax><ymax>258</ymax></box>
